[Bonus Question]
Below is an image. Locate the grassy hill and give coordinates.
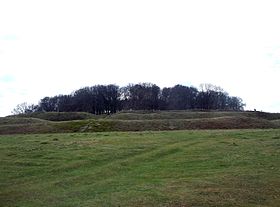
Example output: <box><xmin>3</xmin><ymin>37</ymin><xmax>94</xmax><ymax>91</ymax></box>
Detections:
<box><xmin>0</xmin><ymin>117</ymin><xmax>47</xmax><ymax>125</ymax></box>
<box><xmin>1</xmin><ymin>111</ymin><xmax>280</xmax><ymax>134</ymax></box>
<box><xmin>108</xmin><ymin>110</ymin><xmax>280</xmax><ymax>121</ymax></box>
<box><xmin>15</xmin><ymin>111</ymin><xmax>97</xmax><ymax>121</ymax></box>
<box><xmin>1</xmin><ymin>129</ymin><xmax>279</xmax><ymax>206</ymax></box>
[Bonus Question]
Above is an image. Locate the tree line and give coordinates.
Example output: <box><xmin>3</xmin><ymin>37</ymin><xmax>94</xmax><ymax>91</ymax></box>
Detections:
<box><xmin>13</xmin><ymin>83</ymin><xmax>245</xmax><ymax>115</ymax></box>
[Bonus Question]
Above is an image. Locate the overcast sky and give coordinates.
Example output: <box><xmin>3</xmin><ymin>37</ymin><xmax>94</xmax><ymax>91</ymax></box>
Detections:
<box><xmin>1</xmin><ymin>0</ymin><xmax>280</xmax><ymax>116</ymax></box>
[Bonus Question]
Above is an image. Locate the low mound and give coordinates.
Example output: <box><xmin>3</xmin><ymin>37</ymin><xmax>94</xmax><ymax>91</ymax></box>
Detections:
<box><xmin>108</xmin><ymin>116</ymin><xmax>276</xmax><ymax>131</ymax></box>
<box><xmin>0</xmin><ymin>117</ymin><xmax>50</xmax><ymax>134</ymax></box>
<box><xmin>109</xmin><ymin>110</ymin><xmax>280</xmax><ymax>120</ymax></box>
<box><xmin>0</xmin><ymin>115</ymin><xmax>278</xmax><ymax>134</ymax></box>
<box><xmin>0</xmin><ymin>123</ymin><xmax>55</xmax><ymax>134</ymax></box>
<box><xmin>15</xmin><ymin>112</ymin><xmax>96</xmax><ymax>121</ymax></box>
<box><xmin>253</xmin><ymin>111</ymin><xmax>280</xmax><ymax>120</ymax></box>
<box><xmin>0</xmin><ymin>117</ymin><xmax>47</xmax><ymax>125</ymax></box>
<box><xmin>271</xmin><ymin>119</ymin><xmax>280</xmax><ymax>127</ymax></box>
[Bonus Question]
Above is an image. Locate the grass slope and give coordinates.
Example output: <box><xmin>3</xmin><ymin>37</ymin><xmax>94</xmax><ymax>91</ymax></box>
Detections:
<box><xmin>1</xmin><ymin>111</ymin><xmax>280</xmax><ymax>134</ymax></box>
<box><xmin>108</xmin><ymin>110</ymin><xmax>280</xmax><ymax>120</ymax></box>
<box><xmin>0</xmin><ymin>117</ymin><xmax>47</xmax><ymax>125</ymax></box>
<box><xmin>15</xmin><ymin>112</ymin><xmax>97</xmax><ymax>121</ymax></box>
<box><xmin>1</xmin><ymin>129</ymin><xmax>280</xmax><ymax>206</ymax></box>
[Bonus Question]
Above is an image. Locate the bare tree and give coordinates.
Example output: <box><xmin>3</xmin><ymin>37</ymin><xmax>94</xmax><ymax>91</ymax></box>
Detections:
<box><xmin>12</xmin><ymin>102</ymin><xmax>37</xmax><ymax>115</ymax></box>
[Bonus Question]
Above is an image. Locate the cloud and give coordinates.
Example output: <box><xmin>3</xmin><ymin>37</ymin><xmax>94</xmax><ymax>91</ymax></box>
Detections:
<box><xmin>0</xmin><ymin>0</ymin><xmax>280</xmax><ymax>116</ymax></box>
<box><xmin>0</xmin><ymin>34</ymin><xmax>18</xmax><ymax>41</ymax></box>
<box><xmin>266</xmin><ymin>46</ymin><xmax>280</xmax><ymax>70</ymax></box>
<box><xmin>0</xmin><ymin>74</ymin><xmax>15</xmax><ymax>83</ymax></box>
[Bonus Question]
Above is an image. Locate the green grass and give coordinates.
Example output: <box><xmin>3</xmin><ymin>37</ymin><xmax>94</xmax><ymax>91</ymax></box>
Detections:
<box><xmin>1</xmin><ymin>129</ymin><xmax>280</xmax><ymax>206</ymax></box>
<box><xmin>2</xmin><ymin>111</ymin><xmax>280</xmax><ymax>135</ymax></box>
<box><xmin>1</xmin><ymin>111</ymin><xmax>280</xmax><ymax>134</ymax></box>
<box><xmin>0</xmin><ymin>117</ymin><xmax>47</xmax><ymax>125</ymax></box>
<box><xmin>109</xmin><ymin>110</ymin><xmax>280</xmax><ymax>120</ymax></box>
<box><xmin>15</xmin><ymin>112</ymin><xmax>97</xmax><ymax>121</ymax></box>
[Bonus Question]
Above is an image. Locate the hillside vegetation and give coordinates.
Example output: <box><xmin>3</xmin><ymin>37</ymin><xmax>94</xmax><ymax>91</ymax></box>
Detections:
<box><xmin>1</xmin><ymin>111</ymin><xmax>280</xmax><ymax>134</ymax></box>
<box><xmin>108</xmin><ymin>110</ymin><xmax>280</xmax><ymax>120</ymax></box>
<box><xmin>1</xmin><ymin>130</ymin><xmax>279</xmax><ymax>206</ymax></box>
<box><xmin>15</xmin><ymin>111</ymin><xmax>97</xmax><ymax>121</ymax></box>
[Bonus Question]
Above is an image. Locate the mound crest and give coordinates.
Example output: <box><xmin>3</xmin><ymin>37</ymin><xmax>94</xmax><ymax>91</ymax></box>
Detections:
<box><xmin>1</xmin><ymin>111</ymin><xmax>279</xmax><ymax>134</ymax></box>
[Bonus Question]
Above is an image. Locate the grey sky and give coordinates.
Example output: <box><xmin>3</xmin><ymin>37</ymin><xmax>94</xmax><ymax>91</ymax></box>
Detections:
<box><xmin>1</xmin><ymin>0</ymin><xmax>280</xmax><ymax>116</ymax></box>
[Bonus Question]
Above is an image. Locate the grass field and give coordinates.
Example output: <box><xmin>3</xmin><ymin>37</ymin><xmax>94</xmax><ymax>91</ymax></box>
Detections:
<box><xmin>1</xmin><ymin>129</ymin><xmax>280</xmax><ymax>206</ymax></box>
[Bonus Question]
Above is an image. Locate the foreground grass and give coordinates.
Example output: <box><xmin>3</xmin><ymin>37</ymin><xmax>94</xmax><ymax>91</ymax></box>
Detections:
<box><xmin>0</xmin><ymin>130</ymin><xmax>280</xmax><ymax>206</ymax></box>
